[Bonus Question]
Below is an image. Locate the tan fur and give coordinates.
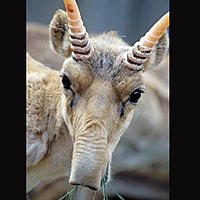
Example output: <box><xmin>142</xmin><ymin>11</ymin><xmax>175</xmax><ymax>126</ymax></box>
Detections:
<box><xmin>26</xmin><ymin>9</ymin><xmax>168</xmax><ymax>192</ymax></box>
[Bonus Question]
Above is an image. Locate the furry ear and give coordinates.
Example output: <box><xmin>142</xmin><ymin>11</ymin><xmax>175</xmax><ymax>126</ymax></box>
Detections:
<box><xmin>142</xmin><ymin>31</ymin><xmax>169</xmax><ymax>72</ymax></box>
<box><xmin>49</xmin><ymin>9</ymin><xmax>72</xmax><ymax>57</ymax></box>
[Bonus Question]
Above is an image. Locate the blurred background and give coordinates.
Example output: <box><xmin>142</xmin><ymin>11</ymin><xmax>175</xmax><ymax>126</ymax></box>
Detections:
<box><xmin>26</xmin><ymin>0</ymin><xmax>169</xmax><ymax>45</ymax></box>
<box><xmin>27</xmin><ymin>0</ymin><xmax>169</xmax><ymax>199</ymax></box>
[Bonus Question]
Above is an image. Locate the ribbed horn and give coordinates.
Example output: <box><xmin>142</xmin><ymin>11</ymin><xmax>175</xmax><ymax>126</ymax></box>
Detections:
<box><xmin>124</xmin><ymin>12</ymin><xmax>169</xmax><ymax>71</ymax></box>
<box><xmin>63</xmin><ymin>0</ymin><xmax>93</xmax><ymax>60</ymax></box>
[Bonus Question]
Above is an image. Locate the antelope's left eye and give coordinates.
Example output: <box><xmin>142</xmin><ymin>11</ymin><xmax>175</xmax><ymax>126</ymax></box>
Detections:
<box><xmin>61</xmin><ymin>74</ymin><xmax>71</xmax><ymax>90</ymax></box>
<box><xmin>129</xmin><ymin>89</ymin><xmax>143</xmax><ymax>104</ymax></box>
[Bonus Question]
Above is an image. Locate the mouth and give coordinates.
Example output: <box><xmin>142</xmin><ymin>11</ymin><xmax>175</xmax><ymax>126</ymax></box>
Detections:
<box><xmin>61</xmin><ymin>164</ymin><xmax>110</xmax><ymax>200</ymax></box>
<box><xmin>63</xmin><ymin>163</ymin><xmax>124</xmax><ymax>200</ymax></box>
<box><xmin>69</xmin><ymin>163</ymin><xmax>110</xmax><ymax>191</ymax></box>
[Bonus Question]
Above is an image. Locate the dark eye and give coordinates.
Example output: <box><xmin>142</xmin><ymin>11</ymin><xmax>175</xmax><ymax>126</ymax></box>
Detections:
<box><xmin>61</xmin><ymin>74</ymin><xmax>71</xmax><ymax>90</ymax></box>
<box><xmin>129</xmin><ymin>89</ymin><xmax>143</xmax><ymax>104</ymax></box>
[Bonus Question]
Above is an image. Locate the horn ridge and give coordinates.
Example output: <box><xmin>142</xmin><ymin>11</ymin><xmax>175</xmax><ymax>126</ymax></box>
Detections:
<box><xmin>63</xmin><ymin>0</ymin><xmax>93</xmax><ymax>60</ymax></box>
<box><xmin>124</xmin><ymin>12</ymin><xmax>169</xmax><ymax>71</ymax></box>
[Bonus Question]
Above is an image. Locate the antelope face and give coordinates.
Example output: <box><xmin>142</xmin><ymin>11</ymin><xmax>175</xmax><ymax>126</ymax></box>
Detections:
<box><xmin>49</xmin><ymin>1</ymin><xmax>169</xmax><ymax>191</ymax></box>
<box><xmin>60</xmin><ymin>38</ymin><xmax>145</xmax><ymax>190</ymax></box>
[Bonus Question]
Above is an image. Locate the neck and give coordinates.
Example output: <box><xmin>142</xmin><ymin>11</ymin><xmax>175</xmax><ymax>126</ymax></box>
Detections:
<box><xmin>43</xmin><ymin>79</ymin><xmax>66</xmax><ymax>138</ymax></box>
<box><xmin>27</xmin><ymin>83</ymin><xmax>74</xmax><ymax>191</ymax></box>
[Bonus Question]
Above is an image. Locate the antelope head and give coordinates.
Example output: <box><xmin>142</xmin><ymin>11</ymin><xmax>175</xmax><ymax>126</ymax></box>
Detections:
<box><xmin>49</xmin><ymin>0</ymin><xmax>169</xmax><ymax>191</ymax></box>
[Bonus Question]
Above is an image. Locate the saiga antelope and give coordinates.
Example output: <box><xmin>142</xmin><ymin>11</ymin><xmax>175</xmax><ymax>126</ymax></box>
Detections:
<box><xmin>26</xmin><ymin>0</ymin><xmax>169</xmax><ymax>194</ymax></box>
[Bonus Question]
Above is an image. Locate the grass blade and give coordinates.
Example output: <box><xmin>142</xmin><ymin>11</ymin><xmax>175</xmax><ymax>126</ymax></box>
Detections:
<box><xmin>107</xmin><ymin>182</ymin><xmax>125</xmax><ymax>200</ymax></box>
<box><xmin>101</xmin><ymin>173</ymin><xmax>109</xmax><ymax>200</ymax></box>
<box><xmin>59</xmin><ymin>185</ymin><xmax>78</xmax><ymax>200</ymax></box>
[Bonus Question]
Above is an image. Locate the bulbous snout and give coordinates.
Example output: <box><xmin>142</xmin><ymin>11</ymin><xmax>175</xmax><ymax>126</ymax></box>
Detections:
<box><xmin>69</xmin><ymin>134</ymin><xmax>108</xmax><ymax>191</ymax></box>
<box><xmin>69</xmin><ymin>159</ymin><xmax>103</xmax><ymax>190</ymax></box>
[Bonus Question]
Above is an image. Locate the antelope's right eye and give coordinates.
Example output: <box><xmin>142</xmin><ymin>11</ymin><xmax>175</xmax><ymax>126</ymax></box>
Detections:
<box><xmin>61</xmin><ymin>74</ymin><xmax>71</xmax><ymax>90</ymax></box>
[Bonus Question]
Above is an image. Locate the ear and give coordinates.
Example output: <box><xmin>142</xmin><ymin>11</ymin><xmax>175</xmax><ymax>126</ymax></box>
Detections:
<box><xmin>49</xmin><ymin>9</ymin><xmax>72</xmax><ymax>57</ymax></box>
<box><xmin>142</xmin><ymin>31</ymin><xmax>169</xmax><ymax>72</ymax></box>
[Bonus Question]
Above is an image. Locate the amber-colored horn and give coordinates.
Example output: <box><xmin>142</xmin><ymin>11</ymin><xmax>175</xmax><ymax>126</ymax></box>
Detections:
<box><xmin>124</xmin><ymin>12</ymin><xmax>169</xmax><ymax>71</ymax></box>
<box><xmin>140</xmin><ymin>12</ymin><xmax>169</xmax><ymax>49</ymax></box>
<box><xmin>63</xmin><ymin>0</ymin><xmax>93</xmax><ymax>60</ymax></box>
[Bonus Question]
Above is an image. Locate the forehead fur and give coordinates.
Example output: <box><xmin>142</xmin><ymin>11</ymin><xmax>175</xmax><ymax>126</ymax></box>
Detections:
<box><xmin>71</xmin><ymin>31</ymin><xmax>142</xmax><ymax>80</ymax></box>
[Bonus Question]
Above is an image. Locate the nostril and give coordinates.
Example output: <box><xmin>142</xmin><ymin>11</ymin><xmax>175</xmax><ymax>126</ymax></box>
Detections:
<box><xmin>69</xmin><ymin>180</ymin><xmax>98</xmax><ymax>191</ymax></box>
<box><xmin>70</xmin><ymin>181</ymin><xmax>98</xmax><ymax>191</ymax></box>
<box><xmin>69</xmin><ymin>178</ymin><xmax>80</xmax><ymax>186</ymax></box>
<box><xmin>69</xmin><ymin>179</ymin><xmax>80</xmax><ymax>187</ymax></box>
<box><xmin>86</xmin><ymin>185</ymin><xmax>98</xmax><ymax>191</ymax></box>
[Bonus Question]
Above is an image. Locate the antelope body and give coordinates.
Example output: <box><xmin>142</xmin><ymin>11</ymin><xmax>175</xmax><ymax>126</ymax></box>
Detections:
<box><xmin>26</xmin><ymin>0</ymin><xmax>169</xmax><ymax>193</ymax></box>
